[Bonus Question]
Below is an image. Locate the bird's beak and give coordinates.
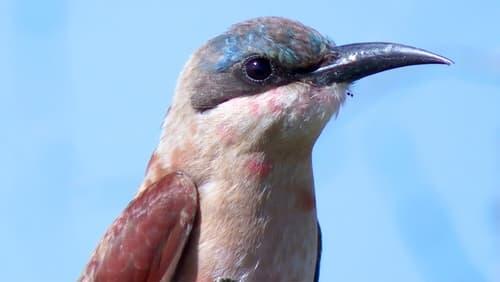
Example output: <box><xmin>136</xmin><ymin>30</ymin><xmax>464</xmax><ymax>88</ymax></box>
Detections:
<box><xmin>304</xmin><ymin>42</ymin><xmax>453</xmax><ymax>85</ymax></box>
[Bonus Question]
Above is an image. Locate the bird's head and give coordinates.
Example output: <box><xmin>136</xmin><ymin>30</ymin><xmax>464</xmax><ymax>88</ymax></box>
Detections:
<box><xmin>164</xmin><ymin>17</ymin><xmax>451</xmax><ymax>156</ymax></box>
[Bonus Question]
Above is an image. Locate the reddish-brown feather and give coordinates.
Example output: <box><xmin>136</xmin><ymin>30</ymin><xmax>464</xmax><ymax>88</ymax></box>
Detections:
<box><xmin>79</xmin><ymin>172</ymin><xmax>198</xmax><ymax>282</ymax></box>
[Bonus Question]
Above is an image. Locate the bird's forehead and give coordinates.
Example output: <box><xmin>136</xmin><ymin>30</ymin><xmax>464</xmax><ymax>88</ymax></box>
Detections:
<box><xmin>202</xmin><ymin>17</ymin><xmax>333</xmax><ymax>71</ymax></box>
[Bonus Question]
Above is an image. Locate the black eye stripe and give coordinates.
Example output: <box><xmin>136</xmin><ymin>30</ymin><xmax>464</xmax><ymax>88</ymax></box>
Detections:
<box><xmin>243</xmin><ymin>56</ymin><xmax>274</xmax><ymax>82</ymax></box>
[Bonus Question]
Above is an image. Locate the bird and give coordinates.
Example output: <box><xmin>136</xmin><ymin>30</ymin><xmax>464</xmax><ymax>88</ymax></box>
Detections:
<box><xmin>79</xmin><ymin>16</ymin><xmax>451</xmax><ymax>282</ymax></box>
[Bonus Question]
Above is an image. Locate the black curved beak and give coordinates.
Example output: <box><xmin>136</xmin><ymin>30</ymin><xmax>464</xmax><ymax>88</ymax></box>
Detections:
<box><xmin>304</xmin><ymin>42</ymin><xmax>453</xmax><ymax>85</ymax></box>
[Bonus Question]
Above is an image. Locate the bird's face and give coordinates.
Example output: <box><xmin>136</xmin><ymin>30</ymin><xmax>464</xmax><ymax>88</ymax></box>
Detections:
<box><xmin>170</xmin><ymin>17</ymin><xmax>450</xmax><ymax>153</ymax></box>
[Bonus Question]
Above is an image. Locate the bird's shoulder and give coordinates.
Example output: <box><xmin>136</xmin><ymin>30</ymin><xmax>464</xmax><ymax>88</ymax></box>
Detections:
<box><xmin>79</xmin><ymin>171</ymin><xmax>198</xmax><ymax>282</ymax></box>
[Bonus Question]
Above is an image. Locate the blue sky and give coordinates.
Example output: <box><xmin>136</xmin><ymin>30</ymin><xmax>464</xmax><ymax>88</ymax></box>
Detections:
<box><xmin>1</xmin><ymin>0</ymin><xmax>499</xmax><ymax>281</ymax></box>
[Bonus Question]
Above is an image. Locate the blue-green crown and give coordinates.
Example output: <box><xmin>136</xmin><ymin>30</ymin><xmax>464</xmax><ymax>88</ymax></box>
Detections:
<box><xmin>202</xmin><ymin>17</ymin><xmax>333</xmax><ymax>72</ymax></box>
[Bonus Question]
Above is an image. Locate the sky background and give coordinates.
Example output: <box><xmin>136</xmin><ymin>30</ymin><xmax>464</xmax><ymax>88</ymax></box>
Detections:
<box><xmin>1</xmin><ymin>0</ymin><xmax>499</xmax><ymax>281</ymax></box>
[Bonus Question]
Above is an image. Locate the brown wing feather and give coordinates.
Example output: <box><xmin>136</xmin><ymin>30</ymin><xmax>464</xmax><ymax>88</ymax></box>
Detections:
<box><xmin>79</xmin><ymin>172</ymin><xmax>198</xmax><ymax>282</ymax></box>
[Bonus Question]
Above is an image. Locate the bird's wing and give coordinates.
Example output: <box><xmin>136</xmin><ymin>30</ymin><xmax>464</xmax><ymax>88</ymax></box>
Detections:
<box><xmin>79</xmin><ymin>171</ymin><xmax>198</xmax><ymax>282</ymax></box>
<box><xmin>314</xmin><ymin>221</ymin><xmax>322</xmax><ymax>282</ymax></box>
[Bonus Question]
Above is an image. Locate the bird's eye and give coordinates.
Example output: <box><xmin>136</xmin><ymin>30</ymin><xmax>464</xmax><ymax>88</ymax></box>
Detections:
<box><xmin>243</xmin><ymin>57</ymin><xmax>273</xmax><ymax>82</ymax></box>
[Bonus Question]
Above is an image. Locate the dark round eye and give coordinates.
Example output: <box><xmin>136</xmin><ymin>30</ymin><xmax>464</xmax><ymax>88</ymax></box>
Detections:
<box><xmin>244</xmin><ymin>57</ymin><xmax>273</xmax><ymax>81</ymax></box>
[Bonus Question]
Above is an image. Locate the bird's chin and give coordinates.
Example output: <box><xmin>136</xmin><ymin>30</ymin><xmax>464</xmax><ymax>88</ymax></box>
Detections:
<box><xmin>272</xmin><ymin>82</ymin><xmax>348</xmax><ymax>142</ymax></box>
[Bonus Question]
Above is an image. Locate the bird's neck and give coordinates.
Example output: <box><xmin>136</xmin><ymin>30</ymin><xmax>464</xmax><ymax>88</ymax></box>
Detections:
<box><xmin>144</xmin><ymin>133</ymin><xmax>316</xmax><ymax>201</ymax></box>
<box><xmin>142</xmin><ymin>117</ymin><xmax>319</xmax><ymax>281</ymax></box>
<box><xmin>168</xmin><ymin>146</ymin><xmax>319</xmax><ymax>281</ymax></box>
<box><xmin>143</xmin><ymin>126</ymin><xmax>319</xmax><ymax>235</ymax></box>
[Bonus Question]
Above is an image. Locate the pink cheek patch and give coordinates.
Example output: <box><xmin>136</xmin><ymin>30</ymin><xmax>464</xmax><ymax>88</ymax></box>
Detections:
<box><xmin>246</xmin><ymin>156</ymin><xmax>273</xmax><ymax>178</ymax></box>
<box><xmin>267</xmin><ymin>97</ymin><xmax>283</xmax><ymax>115</ymax></box>
<box><xmin>216</xmin><ymin>123</ymin><xmax>237</xmax><ymax>145</ymax></box>
<box><xmin>249</xmin><ymin>101</ymin><xmax>261</xmax><ymax>117</ymax></box>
